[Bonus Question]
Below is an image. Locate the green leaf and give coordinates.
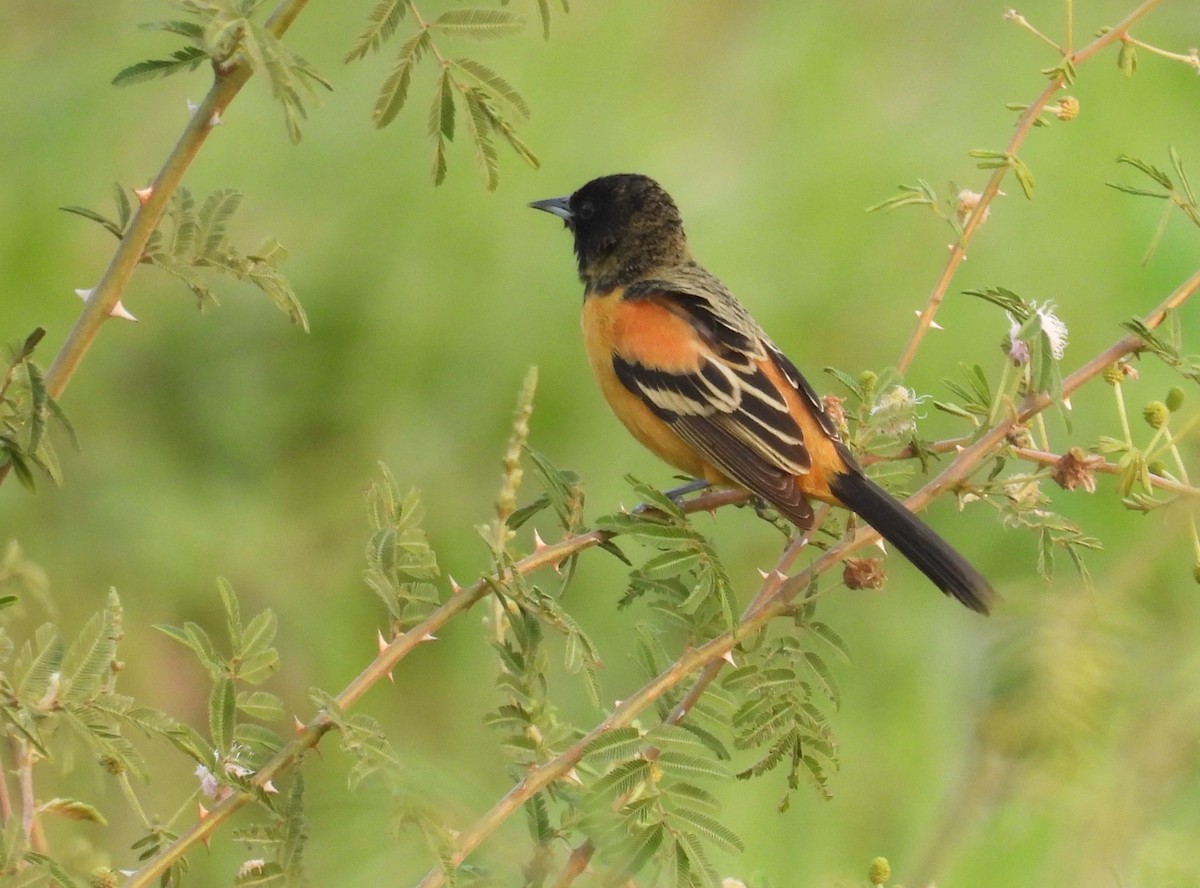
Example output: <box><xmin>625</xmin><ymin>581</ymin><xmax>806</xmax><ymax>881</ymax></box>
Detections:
<box><xmin>595</xmin><ymin>513</ymin><xmax>696</xmax><ymax>542</ymax></box>
<box><xmin>803</xmin><ymin>650</ymin><xmax>841</xmax><ymax>708</ymax></box>
<box><xmin>238</xmin><ymin>609</ymin><xmax>278</xmax><ymax>662</ymax></box>
<box><xmin>345</xmin><ymin>0</ymin><xmax>408</xmax><ymax>62</ymax></box>
<box><xmin>236</xmin><ymin>647</ymin><xmax>281</xmax><ymax>686</ymax></box>
<box><xmin>237</xmin><ymin>690</ymin><xmax>284</xmax><ymax>721</ymax></box>
<box><xmin>580</xmin><ymin>726</ymin><xmax>644</xmax><ymax>764</ymax></box>
<box><xmin>866</xmin><ymin>179</ymin><xmax>938</xmax><ymax>214</ymax></box>
<box><xmin>591</xmin><ymin>758</ymin><xmax>652</xmax><ymax>798</ymax></box>
<box><xmin>196</xmin><ymin>188</ymin><xmax>243</xmax><ymax>258</ymax></box>
<box><xmin>210</xmin><ymin>677</ymin><xmax>236</xmax><ymax>755</ymax></box>
<box><xmin>823</xmin><ymin>366</ymin><xmax>865</xmax><ymax>400</ymax></box>
<box><xmin>806</xmin><ymin>620</ymin><xmax>851</xmax><ymax>661</ymax></box>
<box><xmin>372</xmin><ymin>30</ymin><xmax>430</xmax><ymax>127</ymax></box>
<box><xmin>451</xmin><ymin>57</ymin><xmax>530</xmax><ymax>118</ymax></box>
<box><xmin>668</xmin><ymin>807</ymin><xmax>743</xmax><ymax>854</ymax></box>
<box><xmin>17</xmin><ymin>626</ymin><xmax>65</xmax><ymax>706</ymax></box>
<box><xmin>432</xmin><ymin>9</ymin><xmax>524</xmax><ymax>40</ymax></box>
<box><xmin>61</xmin><ymin>591</ymin><xmax>121</xmax><ymax>705</ymax></box>
<box><xmin>620</xmin><ymin>823</ymin><xmax>664</xmax><ymax>878</ymax></box>
<box><xmin>656</xmin><ymin>750</ymin><xmax>730</xmax><ymax>782</ymax></box>
<box><xmin>58</xmin><ymin>204</ymin><xmax>125</xmax><ymax>239</ymax></box>
<box><xmin>462</xmin><ymin>88</ymin><xmax>500</xmax><ymax>190</ymax></box>
<box><xmin>40</xmin><ymin>797</ymin><xmax>108</xmax><ymax>825</ymax></box>
<box><xmin>112</xmin><ymin>46</ymin><xmax>209</xmax><ymax>86</ymax></box>
<box><xmin>1116</xmin><ymin>154</ymin><xmax>1173</xmax><ymax>190</ymax></box>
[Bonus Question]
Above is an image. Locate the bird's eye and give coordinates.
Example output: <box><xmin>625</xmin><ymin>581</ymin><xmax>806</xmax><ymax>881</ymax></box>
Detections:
<box><xmin>577</xmin><ymin>200</ymin><xmax>596</xmax><ymax>221</ymax></box>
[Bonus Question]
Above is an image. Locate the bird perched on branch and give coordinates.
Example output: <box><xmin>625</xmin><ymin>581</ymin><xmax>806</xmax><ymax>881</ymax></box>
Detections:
<box><xmin>530</xmin><ymin>173</ymin><xmax>994</xmax><ymax>614</ymax></box>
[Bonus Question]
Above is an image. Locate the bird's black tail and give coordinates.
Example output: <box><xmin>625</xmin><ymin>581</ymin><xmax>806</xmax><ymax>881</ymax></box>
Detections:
<box><xmin>828</xmin><ymin>470</ymin><xmax>994</xmax><ymax>615</ymax></box>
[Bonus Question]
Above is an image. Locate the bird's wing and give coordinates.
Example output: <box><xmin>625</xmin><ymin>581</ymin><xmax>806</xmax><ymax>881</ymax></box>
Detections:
<box><xmin>610</xmin><ymin>277</ymin><xmax>844</xmax><ymax>525</ymax></box>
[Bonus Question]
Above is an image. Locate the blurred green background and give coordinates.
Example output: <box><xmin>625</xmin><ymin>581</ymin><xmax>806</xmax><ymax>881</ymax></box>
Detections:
<box><xmin>3</xmin><ymin>1</ymin><xmax>1200</xmax><ymax>885</ymax></box>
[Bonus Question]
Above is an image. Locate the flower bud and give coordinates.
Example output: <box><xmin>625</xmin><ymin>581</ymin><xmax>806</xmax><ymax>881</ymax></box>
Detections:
<box><xmin>1143</xmin><ymin>401</ymin><xmax>1169</xmax><ymax>429</ymax></box>
<box><xmin>1055</xmin><ymin>96</ymin><xmax>1080</xmax><ymax>120</ymax></box>
<box><xmin>869</xmin><ymin>857</ymin><xmax>892</xmax><ymax>886</ymax></box>
<box><xmin>90</xmin><ymin>869</ymin><xmax>119</xmax><ymax>888</ymax></box>
<box><xmin>1166</xmin><ymin>387</ymin><xmax>1185</xmax><ymax>412</ymax></box>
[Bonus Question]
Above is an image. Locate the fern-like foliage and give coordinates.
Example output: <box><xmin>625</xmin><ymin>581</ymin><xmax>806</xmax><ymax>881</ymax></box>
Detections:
<box><xmin>347</xmin><ymin>1</ymin><xmax>555</xmax><ymax>189</ymax></box>
<box><xmin>0</xmin><ymin>590</ymin><xmax>215</xmax><ymax>885</ymax></box>
<box><xmin>578</xmin><ymin>724</ymin><xmax>743</xmax><ymax>886</ymax></box>
<box><xmin>156</xmin><ymin>579</ymin><xmax>285</xmax><ymax>788</ymax></box>
<box><xmin>61</xmin><ymin>185</ymin><xmax>308</xmax><ymax>330</ymax></box>
<box><xmin>0</xmin><ymin>329</ymin><xmax>76</xmax><ymax>492</ymax></box>
<box><xmin>363</xmin><ymin>468</ymin><xmax>442</xmax><ymax>632</ymax></box>
<box><xmin>599</xmin><ymin>478</ymin><xmax>738</xmax><ymax>638</ymax></box>
<box><xmin>114</xmin><ymin>0</ymin><xmax>332</xmax><ymax>142</ymax></box>
<box><xmin>725</xmin><ymin>609</ymin><xmax>849</xmax><ymax>808</ymax></box>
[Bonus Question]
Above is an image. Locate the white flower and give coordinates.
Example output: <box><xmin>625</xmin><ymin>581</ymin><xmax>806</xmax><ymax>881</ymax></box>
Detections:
<box><xmin>195</xmin><ymin>764</ymin><xmax>219</xmax><ymax>798</ymax></box>
<box><xmin>1007</xmin><ymin>300</ymin><xmax>1068</xmax><ymax>364</ymax></box>
<box><xmin>1035</xmin><ymin>302</ymin><xmax>1069</xmax><ymax>359</ymax></box>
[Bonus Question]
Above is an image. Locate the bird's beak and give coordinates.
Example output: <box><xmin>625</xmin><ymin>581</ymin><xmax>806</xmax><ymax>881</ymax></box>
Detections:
<box><xmin>528</xmin><ymin>195</ymin><xmax>573</xmax><ymax>222</ymax></box>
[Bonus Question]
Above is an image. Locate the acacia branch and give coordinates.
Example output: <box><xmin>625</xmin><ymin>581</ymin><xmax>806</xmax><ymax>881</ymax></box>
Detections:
<box><xmin>419</xmin><ymin>264</ymin><xmax>1200</xmax><ymax>888</ymax></box>
<box><xmin>896</xmin><ymin>0</ymin><xmax>1165</xmax><ymax>373</ymax></box>
<box><xmin>0</xmin><ymin>0</ymin><xmax>310</xmax><ymax>492</ymax></box>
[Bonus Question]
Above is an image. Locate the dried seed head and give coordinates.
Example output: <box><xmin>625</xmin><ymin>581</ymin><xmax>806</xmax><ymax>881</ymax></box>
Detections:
<box><xmin>1050</xmin><ymin>447</ymin><xmax>1103</xmax><ymax>493</ymax></box>
<box><xmin>843</xmin><ymin>557</ymin><xmax>886</xmax><ymax>590</ymax></box>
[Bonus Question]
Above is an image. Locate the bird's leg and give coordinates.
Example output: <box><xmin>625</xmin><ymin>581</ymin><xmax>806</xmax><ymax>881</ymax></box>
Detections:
<box><xmin>662</xmin><ymin>477</ymin><xmax>711</xmax><ymax>503</ymax></box>
<box><xmin>632</xmin><ymin>478</ymin><xmax>711</xmax><ymax>517</ymax></box>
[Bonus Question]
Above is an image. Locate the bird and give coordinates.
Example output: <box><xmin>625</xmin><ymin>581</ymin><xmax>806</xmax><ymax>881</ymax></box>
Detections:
<box><xmin>529</xmin><ymin>174</ymin><xmax>994</xmax><ymax>614</ymax></box>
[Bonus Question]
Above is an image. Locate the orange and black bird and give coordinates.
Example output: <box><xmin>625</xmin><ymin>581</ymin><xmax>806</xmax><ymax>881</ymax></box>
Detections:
<box><xmin>530</xmin><ymin>174</ymin><xmax>994</xmax><ymax>614</ymax></box>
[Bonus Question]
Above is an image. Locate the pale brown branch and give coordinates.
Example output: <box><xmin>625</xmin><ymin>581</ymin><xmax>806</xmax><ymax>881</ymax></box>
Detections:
<box><xmin>1010</xmin><ymin>446</ymin><xmax>1200</xmax><ymax>498</ymax></box>
<box><xmin>896</xmin><ymin>0</ymin><xmax>1166</xmax><ymax>373</ymax></box>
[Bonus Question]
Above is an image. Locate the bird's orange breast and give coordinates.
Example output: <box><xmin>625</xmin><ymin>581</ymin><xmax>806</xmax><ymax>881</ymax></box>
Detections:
<box><xmin>581</xmin><ymin>289</ymin><xmax>730</xmax><ymax>484</ymax></box>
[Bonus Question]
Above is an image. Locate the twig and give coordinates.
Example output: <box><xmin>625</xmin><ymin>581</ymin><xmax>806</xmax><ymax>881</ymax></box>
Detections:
<box><xmin>0</xmin><ymin>0</ymin><xmax>311</xmax><ymax>491</ymax></box>
<box><xmin>896</xmin><ymin>0</ymin><xmax>1166</xmax><ymax>373</ymax></box>
<box><xmin>18</xmin><ymin>740</ymin><xmax>45</xmax><ymax>854</ymax></box>
<box><xmin>120</xmin><ymin>485</ymin><xmax>737</xmax><ymax>886</ymax></box>
<box><xmin>1010</xmin><ymin>446</ymin><xmax>1200</xmax><ymax>498</ymax></box>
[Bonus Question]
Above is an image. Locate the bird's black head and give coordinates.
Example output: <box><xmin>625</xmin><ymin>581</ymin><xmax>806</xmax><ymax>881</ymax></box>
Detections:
<box><xmin>529</xmin><ymin>174</ymin><xmax>690</xmax><ymax>293</ymax></box>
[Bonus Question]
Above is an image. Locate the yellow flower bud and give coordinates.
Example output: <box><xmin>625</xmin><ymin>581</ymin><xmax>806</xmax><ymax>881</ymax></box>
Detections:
<box><xmin>869</xmin><ymin>857</ymin><xmax>892</xmax><ymax>886</ymax></box>
<box><xmin>1055</xmin><ymin>96</ymin><xmax>1080</xmax><ymax>120</ymax></box>
<box><xmin>1143</xmin><ymin>401</ymin><xmax>1169</xmax><ymax>429</ymax></box>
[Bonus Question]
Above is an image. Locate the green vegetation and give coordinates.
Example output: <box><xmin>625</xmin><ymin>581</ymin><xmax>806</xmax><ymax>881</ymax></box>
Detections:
<box><xmin>1</xmin><ymin>2</ymin><xmax>1199</xmax><ymax>886</ymax></box>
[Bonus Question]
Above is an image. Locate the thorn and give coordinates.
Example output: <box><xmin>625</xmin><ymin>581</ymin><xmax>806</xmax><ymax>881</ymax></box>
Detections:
<box><xmin>756</xmin><ymin>568</ymin><xmax>770</xmax><ymax>579</ymax></box>
<box><xmin>532</xmin><ymin>528</ymin><xmax>548</xmax><ymax>551</ymax></box>
<box><xmin>563</xmin><ymin>768</ymin><xmax>584</xmax><ymax>786</ymax></box>
<box><xmin>133</xmin><ymin>186</ymin><xmax>153</xmax><ymax>205</ymax></box>
<box><xmin>75</xmin><ymin>287</ymin><xmax>137</xmax><ymax>321</ymax></box>
<box><xmin>448</xmin><ymin>575</ymin><xmax>462</xmax><ymax>595</ymax></box>
<box><xmin>721</xmin><ymin>649</ymin><xmax>737</xmax><ymax>667</ymax></box>
<box><xmin>187</xmin><ymin>98</ymin><xmax>221</xmax><ymax>127</ymax></box>
<box><xmin>914</xmin><ymin>311</ymin><xmax>943</xmax><ymax>329</ymax></box>
<box><xmin>419</xmin><ymin>631</ymin><xmax>437</xmax><ymax>643</ymax></box>
<box><xmin>197</xmin><ymin>802</ymin><xmax>209</xmax><ymax>821</ymax></box>
<box><xmin>874</xmin><ymin>538</ymin><xmax>888</xmax><ymax>553</ymax></box>
<box><xmin>293</xmin><ymin>715</ymin><xmax>306</xmax><ymax>736</ymax></box>
<box><xmin>261</xmin><ymin>779</ymin><xmax>278</xmax><ymax>794</ymax></box>
<box><xmin>376</xmin><ymin>628</ymin><xmax>389</xmax><ymax>654</ymax></box>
